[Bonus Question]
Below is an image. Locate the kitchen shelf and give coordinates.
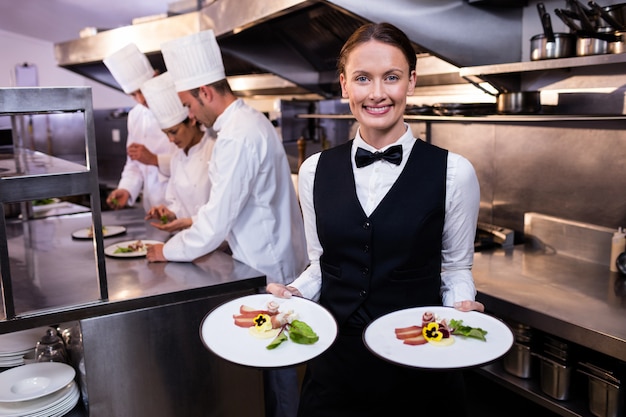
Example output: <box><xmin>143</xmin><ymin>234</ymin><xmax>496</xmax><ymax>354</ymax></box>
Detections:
<box><xmin>0</xmin><ymin>87</ymin><xmax>107</xmax><ymax>320</ymax></box>
<box><xmin>460</xmin><ymin>53</ymin><xmax>626</xmax><ymax>79</ymax></box>
<box><xmin>459</xmin><ymin>53</ymin><xmax>626</xmax><ymax>94</ymax></box>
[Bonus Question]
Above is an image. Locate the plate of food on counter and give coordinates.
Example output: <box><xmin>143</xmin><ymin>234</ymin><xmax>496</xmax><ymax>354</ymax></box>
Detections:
<box><xmin>104</xmin><ymin>239</ymin><xmax>162</xmax><ymax>258</ymax></box>
<box><xmin>363</xmin><ymin>306</ymin><xmax>514</xmax><ymax>369</ymax></box>
<box><xmin>71</xmin><ymin>225</ymin><xmax>127</xmax><ymax>239</ymax></box>
<box><xmin>200</xmin><ymin>294</ymin><xmax>338</xmax><ymax>368</ymax></box>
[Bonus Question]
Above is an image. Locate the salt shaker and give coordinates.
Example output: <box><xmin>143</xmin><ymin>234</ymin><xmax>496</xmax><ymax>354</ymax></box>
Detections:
<box><xmin>35</xmin><ymin>328</ymin><xmax>68</xmax><ymax>363</ymax></box>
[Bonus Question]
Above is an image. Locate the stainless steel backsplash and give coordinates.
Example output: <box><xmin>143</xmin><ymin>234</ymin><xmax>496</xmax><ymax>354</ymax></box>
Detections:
<box><xmin>410</xmin><ymin>119</ymin><xmax>626</xmax><ymax>235</ymax></box>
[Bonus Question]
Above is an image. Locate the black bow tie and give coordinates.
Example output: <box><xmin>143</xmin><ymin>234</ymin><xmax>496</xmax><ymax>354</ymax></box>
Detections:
<box><xmin>355</xmin><ymin>145</ymin><xmax>403</xmax><ymax>168</ymax></box>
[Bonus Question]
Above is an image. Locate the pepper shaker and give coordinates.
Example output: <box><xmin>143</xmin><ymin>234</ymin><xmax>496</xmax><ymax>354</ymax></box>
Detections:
<box><xmin>35</xmin><ymin>328</ymin><xmax>68</xmax><ymax>363</ymax></box>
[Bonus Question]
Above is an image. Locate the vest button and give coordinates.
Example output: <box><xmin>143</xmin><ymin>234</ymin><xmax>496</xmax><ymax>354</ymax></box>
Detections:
<box><xmin>359</xmin><ymin>290</ymin><xmax>367</xmax><ymax>297</ymax></box>
<box><xmin>363</xmin><ymin>244</ymin><xmax>369</xmax><ymax>253</ymax></box>
<box><xmin>363</xmin><ymin>221</ymin><xmax>371</xmax><ymax>229</ymax></box>
<box><xmin>361</xmin><ymin>267</ymin><xmax>369</xmax><ymax>275</ymax></box>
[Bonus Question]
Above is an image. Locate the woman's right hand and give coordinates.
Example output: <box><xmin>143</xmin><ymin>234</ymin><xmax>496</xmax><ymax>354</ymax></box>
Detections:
<box><xmin>145</xmin><ymin>205</ymin><xmax>170</xmax><ymax>220</ymax></box>
<box><xmin>267</xmin><ymin>283</ymin><xmax>302</xmax><ymax>299</ymax></box>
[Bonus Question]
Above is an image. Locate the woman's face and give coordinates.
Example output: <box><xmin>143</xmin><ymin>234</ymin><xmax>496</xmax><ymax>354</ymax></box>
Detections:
<box><xmin>340</xmin><ymin>40</ymin><xmax>415</xmax><ymax>144</ymax></box>
<box><xmin>163</xmin><ymin>121</ymin><xmax>199</xmax><ymax>152</ymax></box>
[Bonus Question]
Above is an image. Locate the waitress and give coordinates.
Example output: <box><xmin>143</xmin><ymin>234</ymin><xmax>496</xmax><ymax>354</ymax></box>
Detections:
<box><xmin>267</xmin><ymin>22</ymin><xmax>483</xmax><ymax>416</ymax></box>
<box><xmin>141</xmin><ymin>72</ymin><xmax>215</xmax><ymax>233</ymax></box>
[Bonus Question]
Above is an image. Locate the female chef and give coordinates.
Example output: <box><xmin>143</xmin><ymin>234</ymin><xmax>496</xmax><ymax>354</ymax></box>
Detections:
<box><xmin>141</xmin><ymin>72</ymin><xmax>215</xmax><ymax>233</ymax></box>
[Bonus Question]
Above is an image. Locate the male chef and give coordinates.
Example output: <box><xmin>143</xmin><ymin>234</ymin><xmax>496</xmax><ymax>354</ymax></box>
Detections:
<box><xmin>146</xmin><ymin>29</ymin><xmax>308</xmax><ymax>417</ymax></box>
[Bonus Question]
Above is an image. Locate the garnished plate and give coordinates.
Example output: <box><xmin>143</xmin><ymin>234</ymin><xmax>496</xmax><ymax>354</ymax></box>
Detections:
<box><xmin>200</xmin><ymin>294</ymin><xmax>337</xmax><ymax>368</ymax></box>
<box><xmin>363</xmin><ymin>306</ymin><xmax>514</xmax><ymax>369</ymax></box>
<box><xmin>71</xmin><ymin>225</ymin><xmax>126</xmax><ymax>239</ymax></box>
<box><xmin>104</xmin><ymin>239</ymin><xmax>162</xmax><ymax>258</ymax></box>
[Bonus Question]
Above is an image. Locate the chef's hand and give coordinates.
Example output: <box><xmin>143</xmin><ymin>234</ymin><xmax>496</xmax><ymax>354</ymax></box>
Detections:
<box><xmin>266</xmin><ymin>283</ymin><xmax>302</xmax><ymax>299</ymax></box>
<box><xmin>127</xmin><ymin>143</ymin><xmax>158</xmax><ymax>167</ymax></box>
<box><xmin>149</xmin><ymin>217</ymin><xmax>192</xmax><ymax>233</ymax></box>
<box><xmin>146</xmin><ymin>243</ymin><xmax>167</xmax><ymax>262</ymax></box>
<box><xmin>453</xmin><ymin>300</ymin><xmax>485</xmax><ymax>313</ymax></box>
<box><xmin>106</xmin><ymin>189</ymin><xmax>130</xmax><ymax>210</ymax></box>
<box><xmin>145</xmin><ymin>205</ymin><xmax>175</xmax><ymax>222</ymax></box>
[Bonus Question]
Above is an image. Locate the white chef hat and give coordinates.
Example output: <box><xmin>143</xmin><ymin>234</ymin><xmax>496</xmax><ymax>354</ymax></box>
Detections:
<box><xmin>141</xmin><ymin>72</ymin><xmax>188</xmax><ymax>130</ymax></box>
<box><xmin>161</xmin><ymin>29</ymin><xmax>225</xmax><ymax>92</ymax></box>
<box><xmin>103</xmin><ymin>43</ymin><xmax>154</xmax><ymax>94</ymax></box>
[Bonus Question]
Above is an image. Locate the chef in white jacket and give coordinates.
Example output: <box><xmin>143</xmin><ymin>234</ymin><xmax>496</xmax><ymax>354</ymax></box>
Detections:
<box><xmin>149</xmin><ymin>29</ymin><xmax>308</xmax><ymax>417</ymax></box>
<box><xmin>141</xmin><ymin>72</ymin><xmax>215</xmax><ymax>232</ymax></box>
<box><xmin>103</xmin><ymin>43</ymin><xmax>177</xmax><ymax>213</ymax></box>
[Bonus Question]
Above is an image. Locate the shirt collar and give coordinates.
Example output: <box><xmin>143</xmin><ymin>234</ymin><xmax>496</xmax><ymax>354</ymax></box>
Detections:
<box><xmin>213</xmin><ymin>98</ymin><xmax>243</xmax><ymax>133</ymax></box>
<box><xmin>352</xmin><ymin>123</ymin><xmax>414</xmax><ymax>154</ymax></box>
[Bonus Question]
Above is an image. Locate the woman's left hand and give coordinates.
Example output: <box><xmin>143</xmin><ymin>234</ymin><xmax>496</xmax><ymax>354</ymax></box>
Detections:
<box><xmin>453</xmin><ymin>300</ymin><xmax>485</xmax><ymax>313</ymax></box>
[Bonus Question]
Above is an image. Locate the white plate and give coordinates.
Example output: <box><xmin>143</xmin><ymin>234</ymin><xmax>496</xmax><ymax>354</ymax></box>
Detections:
<box><xmin>0</xmin><ymin>362</ymin><xmax>76</xmax><ymax>402</ymax></box>
<box><xmin>104</xmin><ymin>240</ymin><xmax>162</xmax><ymax>258</ymax></box>
<box><xmin>0</xmin><ymin>381</ymin><xmax>77</xmax><ymax>417</ymax></box>
<box><xmin>34</xmin><ymin>383</ymin><xmax>79</xmax><ymax>417</ymax></box>
<box><xmin>363</xmin><ymin>306</ymin><xmax>514</xmax><ymax>369</ymax></box>
<box><xmin>200</xmin><ymin>294</ymin><xmax>337</xmax><ymax>368</ymax></box>
<box><xmin>0</xmin><ymin>327</ymin><xmax>49</xmax><ymax>355</ymax></box>
<box><xmin>0</xmin><ymin>358</ymin><xmax>25</xmax><ymax>368</ymax></box>
<box><xmin>71</xmin><ymin>225</ymin><xmax>126</xmax><ymax>239</ymax></box>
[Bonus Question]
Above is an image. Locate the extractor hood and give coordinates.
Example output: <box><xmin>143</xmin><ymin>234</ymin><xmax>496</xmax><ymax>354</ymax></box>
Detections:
<box><xmin>54</xmin><ymin>0</ymin><xmax>526</xmax><ymax>98</ymax></box>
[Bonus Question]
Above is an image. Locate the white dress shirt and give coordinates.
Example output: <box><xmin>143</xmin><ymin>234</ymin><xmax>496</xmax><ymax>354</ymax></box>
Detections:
<box><xmin>165</xmin><ymin>130</ymin><xmax>215</xmax><ymax>219</ymax></box>
<box><xmin>117</xmin><ymin>104</ymin><xmax>177</xmax><ymax>212</ymax></box>
<box><xmin>290</xmin><ymin>124</ymin><xmax>480</xmax><ymax>306</ymax></box>
<box><xmin>163</xmin><ymin>99</ymin><xmax>308</xmax><ymax>285</ymax></box>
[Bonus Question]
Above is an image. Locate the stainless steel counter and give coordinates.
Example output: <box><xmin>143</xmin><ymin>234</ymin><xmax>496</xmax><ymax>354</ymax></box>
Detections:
<box><xmin>0</xmin><ymin>207</ymin><xmax>265</xmax><ymax>333</ymax></box>
<box><xmin>473</xmin><ymin>245</ymin><xmax>626</xmax><ymax>362</ymax></box>
<box><xmin>1</xmin><ymin>207</ymin><xmax>268</xmax><ymax>417</ymax></box>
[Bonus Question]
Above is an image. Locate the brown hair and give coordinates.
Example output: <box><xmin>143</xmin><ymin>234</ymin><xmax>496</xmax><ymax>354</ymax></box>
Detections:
<box><xmin>338</xmin><ymin>22</ymin><xmax>417</xmax><ymax>76</ymax></box>
<box><xmin>189</xmin><ymin>79</ymin><xmax>233</xmax><ymax>99</ymax></box>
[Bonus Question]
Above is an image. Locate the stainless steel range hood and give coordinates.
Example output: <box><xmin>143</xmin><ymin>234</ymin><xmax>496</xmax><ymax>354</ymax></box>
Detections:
<box><xmin>54</xmin><ymin>0</ymin><xmax>525</xmax><ymax>98</ymax></box>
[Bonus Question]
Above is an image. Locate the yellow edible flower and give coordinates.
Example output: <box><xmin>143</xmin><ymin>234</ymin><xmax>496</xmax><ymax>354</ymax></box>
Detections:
<box><xmin>423</xmin><ymin>322</ymin><xmax>443</xmax><ymax>341</ymax></box>
<box><xmin>253</xmin><ymin>314</ymin><xmax>273</xmax><ymax>332</ymax></box>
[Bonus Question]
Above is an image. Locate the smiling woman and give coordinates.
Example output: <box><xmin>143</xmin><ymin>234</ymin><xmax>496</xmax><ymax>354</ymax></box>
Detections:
<box><xmin>266</xmin><ymin>22</ymin><xmax>482</xmax><ymax>417</ymax></box>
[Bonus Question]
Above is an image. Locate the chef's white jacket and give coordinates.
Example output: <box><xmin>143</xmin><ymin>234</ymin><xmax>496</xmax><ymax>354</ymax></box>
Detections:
<box><xmin>165</xmin><ymin>130</ymin><xmax>215</xmax><ymax>219</ymax></box>
<box><xmin>117</xmin><ymin>104</ymin><xmax>177</xmax><ymax>212</ymax></box>
<box><xmin>163</xmin><ymin>99</ymin><xmax>308</xmax><ymax>285</ymax></box>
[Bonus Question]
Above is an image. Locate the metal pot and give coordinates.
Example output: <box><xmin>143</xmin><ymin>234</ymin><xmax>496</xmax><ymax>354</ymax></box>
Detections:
<box><xmin>530</xmin><ymin>33</ymin><xmax>576</xmax><ymax>60</ymax></box>
<box><xmin>608</xmin><ymin>31</ymin><xmax>626</xmax><ymax>53</ymax></box>
<box><xmin>577</xmin><ymin>35</ymin><xmax>610</xmax><ymax>55</ymax></box>
<box><xmin>496</xmin><ymin>91</ymin><xmax>542</xmax><ymax>114</ymax></box>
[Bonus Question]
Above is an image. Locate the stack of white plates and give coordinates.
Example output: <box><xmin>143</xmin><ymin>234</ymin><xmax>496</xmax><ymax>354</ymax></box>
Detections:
<box><xmin>0</xmin><ymin>362</ymin><xmax>79</xmax><ymax>417</ymax></box>
<box><xmin>0</xmin><ymin>327</ymin><xmax>49</xmax><ymax>368</ymax></box>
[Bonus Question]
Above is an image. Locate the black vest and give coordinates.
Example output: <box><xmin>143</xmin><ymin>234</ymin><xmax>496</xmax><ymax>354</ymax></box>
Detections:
<box><xmin>313</xmin><ymin>139</ymin><xmax>448</xmax><ymax>328</ymax></box>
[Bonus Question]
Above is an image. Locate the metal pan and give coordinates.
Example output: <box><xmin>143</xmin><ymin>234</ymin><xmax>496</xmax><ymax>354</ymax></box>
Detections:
<box><xmin>530</xmin><ymin>32</ymin><xmax>576</xmax><ymax>60</ymax></box>
<box><xmin>496</xmin><ymin>91</ymin><xmax>542</xmax><ymax>115</ymax></box>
